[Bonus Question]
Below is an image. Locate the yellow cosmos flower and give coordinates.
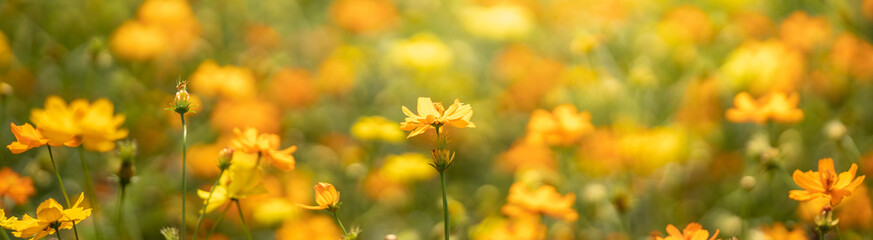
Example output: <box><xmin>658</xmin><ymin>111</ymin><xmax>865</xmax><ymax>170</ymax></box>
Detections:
<box><xmin>7</xmin><ymin>123</ymin><xmax>48</xmax><ymax>154</ymax></box>
<box><xmin>77</xmin><ymin>99</ymin><xmax>129</xmax><ymax>152</ymax></box>
<box><xmin>460</xmin><ymin>2</ymin><xmax>534</xmax><ymax>41</ymax></box>
<box><xmin>524</xmin><ymin>104</ymin><xmax>593</xmax><ymax>146</ymax></box>
<box><xmin>656</xmin><ymin>223</ymin><xmax>720</xmax><ymax>240</ymax></box>
<box><xmin>10</xmin><ymin>193</ymin><xmax>92</xmax><ymax>240</ymax></box>
<box><xmin>231</xmin><ymin>127</ymin><xmax>298</xmax><ymax>171</ymax></box>
<box><xmin>501</xmin><ymin>182</ymin><xmax>578</xmax><ymax>222</ymax></box>
<box><xmin>298</xmin><ymin>182</ymin><xmax>341</xmax><ymax>211</ymax></box>
<box><xmin>350</xmin><ymin>116</ymin><xmax>404</xmax><ymax>143</ymax></box>
<box><xmin>389</xmin><ymin>33</ymin><xmax>453</xmax><ymax>71</ymax></box>
<box><xmin>29</xmin><ymin>96</ymin><xmax>85</xmax><ymax>147</ymax></box>
<box><xmin>400</xmin><ymin>97</ymin><xmax>475</xmax><ymax>138</ymax></box>
<box><xmin>789</xmin><ymin>158</ymin><xmax>866</xmax><ymax>206</ymax></box>
<box><xmin>725</xmin><ymin>92</ymin><xmax>804</xmax><ymax>124</ymax></box>
<box><xmin>0</xmin><ymin>209</ymin><xmax>18</xmax><ymax>229</ymax></box>
<box><xmin>197</xmin><ymin>152</ymin><xmax>267</xmax><ymax>213</ymax></box>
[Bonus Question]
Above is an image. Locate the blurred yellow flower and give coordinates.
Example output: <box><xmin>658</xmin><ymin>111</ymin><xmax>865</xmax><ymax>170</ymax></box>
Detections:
<box><xmin>110</xmin><ymin>21</ymin><xmax>168</xmax><ymax>60</ymax></box>
<box><xmin>729</xmin><ymin>11</ymin><xmax>773</xmax><ymax>40</ymax></box>
<box><xmin>760</xmin><ymin>222</ymin><xmax>808</xmax><ymax>240</ymax></box>
<box><xmin>789</xmin><ymin>158</ymin><xmax>865</xmax><ymax>206</ymax></box>
<box><xmin>655</xmin><ymin>223</ymin><xmax>720</xmax><ymax>240</ymax></box>
<box><xmin>231</xmin><ymin>127</ymin><xmax>298</xmax><ymax>171</ymax></box>
<box><xmin>76</xmin><ymin>98</ymin><xmax>129</xmax><ymax>152</ymax></box>
<box><xmin>0</xmin><ymin>30</ymin><xmax>12</xmax><ymax>66</ymax></box>
<box><xmin>317</xmin><ymin>46</ymin><xmax>362</xmax><ymax>95</ymax></box>
<box><xmin>779</xmin><ymin>11</ymin><xmax>831</xmax><ymax>52</ymax></box>
<box><xmin>524</xmin><ymin>104</ymin><xmax>593</xmax><ymax>146</ymax></box>
<box><xmin>329</xmin><ymin>0</ymin><xmax>397</xmax><ymax>34</ymax></box>
<box><xmin>502</xmin><ymin>182</ymin><xmax>578</xmax><ymax>222</ymax></box>
<box><xmin>389</xmin><ymin>33</ymin><xmax>453</xmax><ymax>71</ymax></box>
<box><xmin>570</xmin><ymin>32</ymin><xmax>602</xmax><ymax>55</ymax></box>
<box><xmin>725</xmin><ymin>92</ymin><xmax>804</xmax><ymax>124</ymax></box>
<box><xmin>7</xmin><ymin>123</ymin><xmax>48</xmax><ymax>154</ymax></box>
<box><xmin>720</xmin><ymin>39</ymin><xmax>804</xmax><ymax>95</ymax></box>
<box><xmin>252</xmin><ymin>198</ymin><xmax>299</xmax><ymax>225</ymax></box>
<box><xmin>617</xmin><ymin>126</ymin><xmax>689</xmax><ymax>175</ymax></box>
<box><xmin>189</xmin><ymin>60</ymin><xmax>257</xmax><ymax>100</ymax></box>
<box><xmin>211</xmin><ymin>99</ymin><xmax>281</xmax><ymax>135</ymax></box>
<box><xmin>197</xmin><ymin>152</ymin><xmax>267</xmax><ymax>213</ymax></box>
<box><xmin>494</xmin><ymin>45</ymin><xmax>564</xmax><ymax>111</ymax></box>
<box><xmin>297</xmin><ymin>182</ymin><xmax>340</xmax><ymax>211</ymax></box>
<box><xmin>276</xmin><ymin>215</ymin><xmax>342</xmax><ymax>240</ymax></box>
<box><xmin>0</xmin><ymin>167</ymin><xmax>36</xmax><ymax>205</ymax></box>
<box><xmin>656</xmin><ymin>6</ymin><xmax>713</xmax><ymax>45</ymax></box>
<box><xmin>460</xmin><ymin>2</ymin><xmax>534</xmax><ymax>41</ymax></box>
<box><xmin>379</xmin><ymin>153</ymin><xmax>436</xmax><ymax>183</ymax></box>
<box><xmin>110</xmin><ymin>0</ymin><xmax>199</xmax><ymax>60</ymax></box>
<box><xmin>10</xmin><ymin>193</ymin><xmax>91</xmax><ymax>240</ymax></box>
<box><xmin>471</xmin><ymin>216</ymin><xmax>545</xmax><ymax>240</ymax></box>
<box><xmin>865</xmin><ymin>0</ymin><xmax>873</xmax><ymax>21</ymax></box>
<box><xmin>400</xmin><ymin>97</ymin><xmax>476</xmax><ymax>138</ymax></box>
<box><xmin>350</xmin><ymin>116</ymin><xmax>404</xmax><ymax>142</ymax></box>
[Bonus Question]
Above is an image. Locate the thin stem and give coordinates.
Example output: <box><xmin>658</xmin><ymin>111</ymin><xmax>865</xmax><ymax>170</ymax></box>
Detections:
<box><xmin>47</xmin><ymin>146</ymin><xmax>80</xmax><ymax>240</ymax></box>
<box><xmin>439</xmin><ymin>171</ymin><xmax>449</xmax><ymax>240</ymax></box>
<box><xmin>331</xmin><ymin>210</ymin><xmax>348</xmax><ymax>237</ymax></box>
<box><xmin>78</xmin><ymin>148</ymin><xmax>103</xmax><ymax>240</ymax></box>
<box><xmin>205</xmin><ymin>203</ymin><xmax>233</xmax><ymax>240</ymax></box>
<box><xmin>233</xmin><ymin>200</ymin><xmax>253</xmax><ymax>240</ymax></box>
<box><xmin>192</xmin><ymin>170</ymin><xmax>224</xmax><ymax>240</ymax></box>
<box><xmin>115</xmin><ymin>185</ymin><xmax>126</xmax><ymax>238</ymax></box>
<box><xmin>180</xmin><ymin>114</ymin><xmax>188</xmax><ymax>239</ymax></box>
<box><xmin>55</xmin><ymin>227</ymin><xmax>62</xmax><ymax>240</ymax></box>
<box><xmin>835</xmin><ymin>226</ymin><xmax>842</xmax><ymax>240</ymax></box>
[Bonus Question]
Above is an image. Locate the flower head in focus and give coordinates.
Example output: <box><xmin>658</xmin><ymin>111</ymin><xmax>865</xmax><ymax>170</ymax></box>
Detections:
<box><xmin>789</xmin><ymin>158</ymin><xmax>865</xmax><ymax>206</ymax></box>
<box><xmin>9</xmin><ymin>193</ymin><xmax>92</xmax><ymax>240</ymax></box>
<box><xmin>400</xmin><ymin>97</ymin><xmax>475</xmax><ymax>139</ymax></box>
<box><xmin>168</xmin><ymin>79</ymin><xmax>194</xmax><ymax>114</ymax></box>
<box><xmin>231</xmin><ymin>127</ymin><xmax>298</xmax><ymax>171</ymax></box>
<box><xmin>197</xmin><ymin>152</ymin><xmax>267</xmax><ymax>213</ymax></box>
<box><xmin>7</xmin><ymin>123</ymin><xmax>48</xmax><ymax>154</ymax></box>
<box><xmin>29</xmin><ymin>96</ymin><xmax>84</xmax><ymax>148</ymax></box>
<box><xmin>656</xmin><ymin>223</ymin><xmax>720</xmax><ymax>240</ymax></box>
<box><xmin>297</xmin><ymin>182</ymin><xmax>341</xmax><ymax>211</ymax></box>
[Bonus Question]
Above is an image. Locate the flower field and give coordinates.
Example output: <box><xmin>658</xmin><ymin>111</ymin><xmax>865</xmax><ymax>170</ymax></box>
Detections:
<box><xmin>1</xmin><ymin>0</ymin><xmax>873</xmax><ymax>239</ymax></box>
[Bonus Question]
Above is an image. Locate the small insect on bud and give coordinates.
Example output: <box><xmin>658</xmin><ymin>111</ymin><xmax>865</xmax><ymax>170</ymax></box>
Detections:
<box><xmin>168</xmin><ymin>79</ymin><xmax>194</xmax><ymax>114</ymax></box>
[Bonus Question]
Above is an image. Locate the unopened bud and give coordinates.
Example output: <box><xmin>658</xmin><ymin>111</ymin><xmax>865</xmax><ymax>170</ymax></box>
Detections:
<box><xmin>218</xmin><ymin>147</ymin><xmax>234</xmax><ymax>170</ymax></box>
<box><xmin>740</xmin><ymin>176</ymin><xmax>756</xmax><ymax>191</ymax></box>
<box><xmin>430</xmin><ymin>149</ymin><xmax>455</xmax><ymax>172</ymax></box>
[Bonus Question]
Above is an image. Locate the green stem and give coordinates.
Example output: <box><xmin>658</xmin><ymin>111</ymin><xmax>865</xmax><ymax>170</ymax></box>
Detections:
<box><xmin>439</xmin><ymin>171</ymin><xmax>449</xmax><ymax>240</ymax></box>
<box><xmin>77</xmin><ymin>148</ymin><xmax>103</xmax><ymax>240</ymax></box>
<box><xmin>0</xmin><ymin>228</ymin><xmax>10</xmax><ymax>240</ymax></box>
<box><xmin>331</xmin><ymin>210</ymin><xmax>347</xmax><ymax>237</ymax></box>
<box><xmin>180</xmin><ymin>114</ymin><xmax>188</xmax><ymax>239</ymax></box>
<box><xmin>233</xmin><ymin>200</ymin><xmax>253</xmax><ymax>240</ymax></box>
<box><xmin>55</xmin><ymin>227</ymin><xmax>62</xmax><ymax>240</ymax></box>
<box><xmin>47</xmin><ymin>146</ymin><xmax>80</xmax><ymax>240</ymax></box>
<box><xmin>192</xmin><ymin>170</ymin><xmax>224</xmax><ymax>240</ymax></box>
<box><xmin>205</xmin><ymin>203</ymin><xmax>233</xmax><ymax>240</ymax></box>
<box><xmin>115</xmin><ymin>185</ymin><xmax>126</xmax><ymax>238</ymax></box>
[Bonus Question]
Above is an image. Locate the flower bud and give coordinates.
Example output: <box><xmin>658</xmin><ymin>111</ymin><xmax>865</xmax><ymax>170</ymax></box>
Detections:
<box><xmin>430</xmin><ymin>149</ymin><xmax>455</xmax><ymax>172</ymax></box>
<box><xmin>218</xmin><ymin>147</ymin><xmax>234</xmax><ymax>170</ymax></box>
<box><xmin>169</xmin><ymin>79</ymin><xmax>194</xmax><ymax>114</ymax></box>
<box><xmin>117</xmin><ymin>140</ymin><xmax>137</xmax><ymax>187</ymax></box>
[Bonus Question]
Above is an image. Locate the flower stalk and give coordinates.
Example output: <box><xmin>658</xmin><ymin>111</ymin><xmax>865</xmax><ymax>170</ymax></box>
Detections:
<box><xmin>47</xmin><ymin>145</ymin><xmax>80</xmax><ymax>240</ymax></box>
<box><xmin>78</xmin><ymin>147</ymin><xmax>103</xmax><ymax>240</ymax></box>
<box><xmin>168</xmin><ymin>79</ymin><xmax>194</xmax><ymax>240</ymax></box>
<box><xmin>233</xmin><ymin>199</ymin><xmax>252</xmax><ymax>240</ymax></box>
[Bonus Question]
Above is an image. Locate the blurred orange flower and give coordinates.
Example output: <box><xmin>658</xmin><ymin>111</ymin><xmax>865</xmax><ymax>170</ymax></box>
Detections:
<box><xmin>830</xmin><ymin>33</ymin><xmax>873</xmax><ymax>82</ymax></box>
<box><xmin>210</xmin><ymin>99</ymin><xmax>281</xmax><ymax>135</ymax></box>
<box><xmin>329</xmin><ymin>0</ymin><xmax>397</xmax><ymax>34</ymax></box>
<box><xmin>297</xmin><ymin>182</ymin><xmax>340</xmax><ymax>211</ymax></box>
<box><xmin>789</xmin><ymin>158</ymin><xmax>865</xmax><ymax>206</ymax></box>
<box><xmin>276</xmin><ymin>215</ymin><xmax>342</xmax><ymax>240</ymax></box>
<box><xmin>231</xmin><ymin>127</ymin><xmax>297</xmax><ymax>171</ymax></box>
<box><xmin>7</xmin><ymin>123</ymin><xmax>48</xmax><ymax>154</ymax></box>
<box><xmin>268</xmin><ymin>68</ymin><xmax>318</xmax><ymax>109</ymax></box>
<box><xmin>0</xmin><ymin>167</ymin><xmax>35</xmax><ymax>205</ymax></box>
<box><xmin>189</xmin><ymin>60</ymin><xmax>257</xmax><ymax>100</ymax></box>
<box><xmin>502</xmin><ymin>182</ymin><xmax>578</xmax><ymax>222</ymax></box>
<box><xmin>110</xmin><ymin>0</ymin><xmax>199</xmax><ymax>60</ymax></box>
<box><xmin>760</xmin><ymin>222</ymin><xmax>808</xmax><ymax>240</ymax></box>
<box><xmin>656</xmin><ymin>223</ymin><xmax>720</xmax><ymax>240</ymax></box>
<box><xmin>725</xmin><ymin>92</ymin><xmax>803</xmax><ymax>124</ymax></box>
<box><xmin>779</xmin><ymin>11</ymin><xmax>831</xmax><ymax>52</ymax></box>
<box><xmin>400</xmin><ymin>97</ymin><xmax>475</xmax><ymax>138</ymax></box>
<box><xmin>524</xmin><ymin>104</ymin><xmax>593</xmax><ymax>146</ymax></box>
<box><xmin>720</xmin><ymin>40</ymin><xmax>804</xmax><ymax>95</ymax></box>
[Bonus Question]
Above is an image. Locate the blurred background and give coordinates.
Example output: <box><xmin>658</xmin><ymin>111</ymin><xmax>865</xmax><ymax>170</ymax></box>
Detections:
<box><xmin>1</xmin><ymin>0</ymin><xmax>873</xmax><ymax>239</ymax></box>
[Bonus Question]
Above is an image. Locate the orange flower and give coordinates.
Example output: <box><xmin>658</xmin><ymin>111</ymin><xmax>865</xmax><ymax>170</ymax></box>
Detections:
<box><xmin>789</xmin><ymin>158</ymin><xmax>865</xmax><ymax>206</ymax></box>
<box><xmin>760</xmin><ymin>222</ymin><xmax>808</xmax><ymax>240</ymax></box>
<box><xmin>400</xmin><ymin>97</ymin><xmax>475</xmax><ymax>138</ymax></box>
<box><xmin>501</xmin><ymin>182</ymin><xmax>578</xmax><ymax>222</ymax></box>
<box><xmin>297</xmin><ymin>182</ymin><xmax>340</xmax><ymax>211</ymax></box>
<box><xmin>725</xmin><ymin>92</ymin><xmax>804</xmax><ymax>124</ymax></box>
<box><xmin>329</xmin><ymin>0</ymin><xmax>397</xmax><ymax>34</ymax></box>
<box><xmin>524</xmin><ymin>104</ymin><xmax>593</xmax><ymax>146</ymax></box>
<box><xmin>656</xmin><ymin>223</ymin><xmax>720</xmax><ymax>240</ymax></box>
<box><xmin>0</xmin><ymin>167</ymin><xmax>35</xmax><ymax>205</ymax></box>
<box><xmin>231</xmin><ymin>127</ymin><xmax>297</xmax><ymax>171</ymax></box>
<box><xmin>7</xmin><ymin>123</ymin><xmax>48</xmax><ymax>154</ymax></box>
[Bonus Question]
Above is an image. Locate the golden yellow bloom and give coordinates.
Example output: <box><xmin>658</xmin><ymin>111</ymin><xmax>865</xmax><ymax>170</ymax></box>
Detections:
<box><xmin>197</xmin><ymin>152</ymin><xmax>267</xmax><ymax>213</ymax></box>
<box><xmin>76</xmin><ymin>99</ymin><xmax>129</xmax><ymax>152</ymax></box>
<box><xmin>472</xmin><ymin>216</ymin><xmax>545</xmax><ymax>240</ymax></box>
<box><xmin>276</xmin><ymin>215</ymin><xmax>342</xmax><ymax>240</ymax></box>
<box><xmin>0</xmin><ymin>209</ymin><xmax>17</xmax><ymax>229</ymax></box>
<box><xmin>389</xmin><ymin>33</ymin><xmax>453</xmax><ymax>71</ymax></box>
<box><xmin>110</xmin><ymin>0</ymin><xmax>199</xmax><ymax>60</ymax></box>
<box><xmin>778</xmin><ymin>11</ymin><xmax>830</xmax><ymax>52</ymax></box>
<box><xmin>7</xmin><ymin>123</ymin><xmax>48</xmax><ymax>154</ymax></box>
<box><xmin>329</xmin><ymin>0</ymin><xmax>397</xmax><ymax>34</ymax></box>
<box><xmin>316</xmin><ymin>46</ymin><xmax>362</xmax><ymax>95</ymax></box>
<box><xmin>656</xmin><ymin>6</ymin><xmax>713</xmax><ymax>45</ymax></box>
<box><xmin>497</xmin><ymin>142</ymin><xmax>555</xmax><ymax>173</ymax></box>
<box><xmin>501</xmin><ymin>182</ymin><xmax>578</xmax><ymax>222</ymax></box>
<box><xmin>350</xmin><ymin>116</ymin><xmax>404</xmax><ymax>142</ymax></box>
<box><xmin>656</xmin><ymin>223</ymin><xmax>720</xmax><ymax>240</ymax></box>
<box><xmin>0</xmin><ymin>30</ymin><xmax>13</xmax><ymax>66</ymax></box>
<box><xmin>790</xmin><ymin>158</ymin><xmax>865</xmax><ymax>206</ymax></box>
<box><xmin>720</xmin><ymin>39</ymin><xmax>804</xmax><ymax>95</ymax></box>
<box><xmin>378</xmin><ymin>153</ymin><xmax>436</xmax><ymax>183</ymax></box>
<box><xmin>110</xmin><ymin>20</ymin><xmax>168</xmax><ymax>60</ymax></box>
<box><xmin>231</xmin><ymin>127</ymin><xmax>298</xmax><ymax>171</ymax></box>
<box><xmin>524</xmin><ymin>104</ymin><xmax>593</xmax><ymax>146</ymax></box>
<box><xmin>725</xmin><ymin>92</ymin><xmax>804</xmax><ymax>124</ymax></box>
<box><xmin>760</xmin><ymin>222</ymin><xmax>808</xmax><ymax>240</ymax></box>
<box><xmin>190</xmin><ymin>60</ymin><xmax>257</xmax><ymax>100</ymax></box>
<box><xmin>830</xmin><ymin>33</ymin><xmax>873</xmax><ymax>82</ymax></box>
<box><xmin>210</xmin><ymin>99</ymin><xmax>281</xmax><ymax>135</ymax></box>
<box><xmin>10</xmin><ymin>193</ymin><xmax>91</xmax><ymax>240</ymax></box>
<box><xmin>29</xmin><ymin>96</ymin><xmax>84</xmax><ymax>147</ymax></box>
<box><xmin>460</xmin><ymin>2</ymin><xmax>534</xmax><ymax>41</ymax></box>
<box><xmin>400</xmin><ymin>97</ymin><xmax>475</xmax><ymax>138</ymax></box>
<box><xmin>0</xmin><ymin>167</ymin><xmax>35</xmax><ymax>205</ymax></box>
<box><xmin>297</xmin><ymin>182</ymin><xmax>340</xmax><ymax>211</ymax></box>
